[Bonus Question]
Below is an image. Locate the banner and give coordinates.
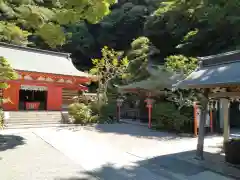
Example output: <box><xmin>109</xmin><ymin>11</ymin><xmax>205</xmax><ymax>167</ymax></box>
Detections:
<box><xmin>20</xmin><ymin>85</ymin><xmax>47</xmax><ymax>91</ymax></box>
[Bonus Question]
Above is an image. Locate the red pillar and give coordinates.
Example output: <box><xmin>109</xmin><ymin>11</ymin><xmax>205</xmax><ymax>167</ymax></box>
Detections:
<box><xmin>148</xmin><ymin>106</ymin><xmax>152</xmax><ymax>128</ymax></box>
<box><xmin>210</xmin><ymin>110</ymin><xmax>213</xmax><ymax>133</ymax></box>
<box><xmin>47</xmin><ymin>86</ymin><xmax>62</xmax><ymax>110</ymax></box>
<box><xmin>145</xmin><ymin>96</ymin><xmax>153</xmax><ymax>129</ymax></box>
<box><xmin>193</xmin><ymin>102</ymin><xmax>198</xmax><ymax>137</ymax></box>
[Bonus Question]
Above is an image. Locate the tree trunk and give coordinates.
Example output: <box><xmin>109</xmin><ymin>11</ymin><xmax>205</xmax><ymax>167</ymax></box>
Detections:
<box><xmin>196</xmin><ymin>90</ymin><xmax>209</xmax><ymax>160</ymax></box>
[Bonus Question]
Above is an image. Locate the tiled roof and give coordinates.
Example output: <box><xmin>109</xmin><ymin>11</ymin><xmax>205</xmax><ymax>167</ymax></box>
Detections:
<box><xmin>0</xmin><ymin>43</ymin><xmax>89</xmax><ymax>77</ymax></box>
<box><xmin>200</xmin><ymin>50</ymin><xmax>240</xmax><ymax>67</ymax></box>
<box><xmin>175</xmin><ymin>50</ymin><xmax>240</xmax><ymax>89</ymax></box>
<box><xmin>119</xmin><ymin>68</ymin><xmax>183</xmax><ymax>92</ymax></box>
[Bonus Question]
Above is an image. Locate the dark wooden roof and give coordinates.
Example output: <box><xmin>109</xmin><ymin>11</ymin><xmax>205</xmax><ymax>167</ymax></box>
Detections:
<box><xmin>200</xmin><ymin>50</ymin><xmax>240</xmax><ymax>67</ymax></box>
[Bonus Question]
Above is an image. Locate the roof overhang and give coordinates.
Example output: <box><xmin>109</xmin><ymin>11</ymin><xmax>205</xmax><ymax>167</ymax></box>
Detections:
<box><xmin>0</xmin><ymin>42</ymin><xmax>90</xmax><ymax>78</ymax></box>
<box><xmin>174</xmin><ymin>61</ymin><xmax>240</xmax><ymax>89</ymax></box>
<box><xmin>119</xmin><ymin>70</ymin><xmax>184</xmax><ymax>93</ymax></box>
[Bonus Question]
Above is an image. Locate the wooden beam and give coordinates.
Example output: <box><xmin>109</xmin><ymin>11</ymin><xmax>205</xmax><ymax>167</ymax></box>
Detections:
<box><xmin>209</xmin><ymin>92</ymin><xmax>240</xmax><ymax>98</ymax></box>
<box><xmin>188</xmin><ymin>83</ymin><xmax>240</xmax><ymax>89</ymax></box>
<box><xmin>17</xmin><ymin>70</ymin><xmax>90</xmax><ymax>84</ymax></box>
<box><xmin>4</xmin><ymin>79</ymin><xmax>88</xmax><ymax>91</ymax></box>
<box><xmin>220</xmin><ymin>98</ymin><xmax>230</xmax><ymax>145</ymax></box>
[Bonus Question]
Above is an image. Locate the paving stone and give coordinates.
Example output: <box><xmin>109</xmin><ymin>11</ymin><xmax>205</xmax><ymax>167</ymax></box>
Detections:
<box><xmin>0</xmin><ymin>132</ymin><xmax>97</xmax><ymax>180</ymax></box>
<box><xmin>188</xmin><ymin>171</ymin><xmax>234</xmax><ymax>180</ymax></box>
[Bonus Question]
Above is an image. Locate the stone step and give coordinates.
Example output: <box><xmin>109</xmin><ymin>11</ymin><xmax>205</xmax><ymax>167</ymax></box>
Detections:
<box><xmin>7</xmin><ymin>116</ymin><xmax>61</xmax><ymax>119</ymax></box>
<box><xmin>4</xmin><ymin>123</ymin><xmax>72</xmax><ymax>129</ymax></box>
<box><xmin>9</xmin><ymin>114</ymin><xmax>60</xmax><ymax>116</ymax></box>
<box><xmin>8</xmin><ymin>114</ymin><xmax>62</xmax><ymax>117</ymax></box>
<box><xmin>4</xmin><ymin>111</ymin><xmax>64</xmax><ymax>128</ymax></box>
<box><xmin>6</xmin><ymin>121</ymin><xmax>63</xmax><ymax>126</ymax></box>
<box><xmin>8</xmin><ymin>113</ymin><xmax>61</xmax><ymax>117</ymax></box>
<box><xmin>6</xmin><ymin>119</ymin><xmax>62</xmax><ymax>122</ymax></box>
<box><xmin>7</xmin><ymin>112</ymin><xmax>61</xmax><ymax>114</ymax></box>
<box><xmin>8</xmin><ymin>116</ymin><xmax>62</xmax><ymax>119</ymax></box>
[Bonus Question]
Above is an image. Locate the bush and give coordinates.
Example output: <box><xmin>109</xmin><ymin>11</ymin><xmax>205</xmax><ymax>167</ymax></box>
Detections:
<box><xmin>152</xmin><ymin>102</ymin><xmax>191</xmax><ymax>133</ymax></box>
<box><xmin>0</xmin><ymin>109</ymin><xmax>3</xmax><ymax>128</ymax></box>
<box><xmin>98</xmin><ymin>101</ymin><xmax>118</xmax><ymax>123</ymax></box>
<box><xmin>89</xmin><ymin>101</ymin><xmax>100</xmax><ymax>115</ymax></box>
<box><xmin>68</xmin><ymin>103</ymin><xmax>94</xmax><ymax>124</ymax></box>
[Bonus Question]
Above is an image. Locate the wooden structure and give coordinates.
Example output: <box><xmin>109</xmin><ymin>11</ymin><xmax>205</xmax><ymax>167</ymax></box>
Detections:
<box><xmin>1</xmin><ymin>43</ymin><xmax>91</xmax><ymax>111</ymax></box>
<box><xmin>118</xmin><ymin>66</ymin><xmax>183</xmax><ymax>125</ymax></box>
<box><xmin>118</xmin><ymin>66</ymin><xmax>183</xmax><ymax>94</ymax></box>
<box><xmin>175</xmin><ymin>50</ymin><xmax>240</xmax><ymax>158</ymax></box>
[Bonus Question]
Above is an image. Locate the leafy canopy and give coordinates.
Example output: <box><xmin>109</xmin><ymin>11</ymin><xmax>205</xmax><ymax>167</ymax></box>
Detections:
<box><xmin>0</xmin><ymin>0</ymin><xmax>117</xmax><ymax>47</ymax></box>
<box><xmin>165</xmin><ymin>54</ymin><xmax>198</xmax><ymax>75</ymax></box>
<box><xmin>0</xmin><ymin>56</ymin><xmax>18</xmax><ymax>104</ymax></box>
<box><xmin>90</xmin><ymin>46</ymin><xmax>129</xmax><ymax>103</ymax></box>
<box><xmin>126</xmin><ymin>37</ymin><xmax>151</xmax><ymax>82</ymax></box>
<box><xmin>90</xmin><ymin>46</ymin><xmax>129</xmax><ymax>83</ymax></box>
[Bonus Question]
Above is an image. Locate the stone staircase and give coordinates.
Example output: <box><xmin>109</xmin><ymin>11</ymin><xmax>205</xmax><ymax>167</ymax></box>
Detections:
<box><xmin>3</xmin><ymin>111</ymin><xmax>67</xmax><ymax>129</ymax></box>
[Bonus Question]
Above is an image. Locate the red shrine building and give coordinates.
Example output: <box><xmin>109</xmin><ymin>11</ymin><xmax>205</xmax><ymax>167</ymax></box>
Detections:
<box><xmin>1</xmin><ymin>43</ymin><xmax>91</xmax><ymax>111</ymax></box>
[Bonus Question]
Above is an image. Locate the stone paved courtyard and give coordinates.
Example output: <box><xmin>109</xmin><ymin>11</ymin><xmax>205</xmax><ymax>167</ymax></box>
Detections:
<box><xmin>0</xmin><ymin>131</ymin><xmax>96</xmax><ymax>180</ymax></box>
<box><xmin>0</xmin><ymin>123</ymin><xmax>238</xmax><ymax>180</ymax></box>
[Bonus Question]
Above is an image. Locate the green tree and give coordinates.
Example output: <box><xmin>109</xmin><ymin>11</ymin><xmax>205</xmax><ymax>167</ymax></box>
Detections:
<box><xmin>0</xmin><ymin>56</ymin><xmax>17</xmax><ymax>127</ymax></box>
<box><xmin>165</xmin><ymin>54</ymin><xmax>198</xmax><ymax>75</ymax></box>
<box><xmin>63</xmin><ymin>0</ymin><xmax>162</xmax><ymax>71</ymax></box>
<box><xmin>164</xmin><ymin>53</ymin><xmax>209</xmax><ymax>159</ymax></box>
<box><xmin>126</xmin><ymin>36</ymin><xmax>161</xmax><ymax>83</ymax></box>
<box><xmin>164</xmin><ymin>54</ymin><xmax>198</xmax><ymax>108</ymax></box>
<box><xmin>126</xmin><ymin>37</ymin><xmax>150</xmax><ymax>82</ymax></box>
<box><xmin>89</xmin><ymin>46</ymin><xmax>129</xmax><ymax>107</ymax></box>
<box><xmin>0</xmin><ymin>0</ymin><xmax>117</xmax><ymax>47</ymax></box>
<box><xmin>0</xmin><ymin>56</ymin><xmax>18</xmax><ymax>103</ymax></box>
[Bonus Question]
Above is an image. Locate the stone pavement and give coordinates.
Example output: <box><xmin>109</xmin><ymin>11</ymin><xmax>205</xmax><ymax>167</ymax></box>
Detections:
<box><xmin>1</xmin><ymin>124</ymin><xmax>239</xmax><ymax>180</ymax></box>
<box><xmin>34</xmin><ymin>124</ymin><xmax>237</xmax><ymax>180</ymax></box>
<box><xmin>0</xmin><ymin>131</ymin><xmax>96</xmax><ymax>180</ymax></box>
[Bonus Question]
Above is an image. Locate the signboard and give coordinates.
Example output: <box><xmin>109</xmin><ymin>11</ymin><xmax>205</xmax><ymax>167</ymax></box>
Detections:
<box><xmin>21</xmin><ymin>85</ymin><xmax>47</xmax><ymax>91</ymax></box>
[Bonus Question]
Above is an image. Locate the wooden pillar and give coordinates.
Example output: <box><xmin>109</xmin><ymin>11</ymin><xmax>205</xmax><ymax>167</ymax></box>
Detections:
<box><xmin>196</xmin><ymin>89</ymin><xmax>209</xmax><ymax>160</ymax></box>
<box><xmin>220</xmin><ymin>98</ymin><xmax>230</xmax><ymax>144</ymax></box>
<box><xmin>196</xmin><ymin>101</ymin><xmax>208</xmax><ymax>160</ymax></box>
<box><xmin>193</xmin><ymin>102</ymin><xmax>198</xmax><ymax>137</ymax></box>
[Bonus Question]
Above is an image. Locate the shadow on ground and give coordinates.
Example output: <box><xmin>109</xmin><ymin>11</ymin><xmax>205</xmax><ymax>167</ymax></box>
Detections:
<box><xmin>0</xmin><ymin>134</ymin><xmax>25</xmax><ymax>152</ymax></box>
<box><xmin>59</xmin><ymin>123</ymin><xmax>189</xmax><ymax>141</ymax></box>
<box><xmin>56</xmin><ymin>150</ymin><xmax>240</xmax><ymax>180</ymax></box>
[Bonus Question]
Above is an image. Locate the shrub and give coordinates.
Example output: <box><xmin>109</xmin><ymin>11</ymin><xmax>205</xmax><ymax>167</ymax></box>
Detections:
<box><xmin>89</xmin><ymin>101</ymin><xmax>100</xmax><ymax>115</ymax></box>
<box><xmin>98</xmin><ymin>101</ymin><xmax>118</xmax><ymax>123</ymax></box>
<box><xmin>0</xmin><ymin>109</ymin><xmax>3</xmax><ymax>128</ymax></box>
<box><xmin>68</xmin><ymin>103</ymin><xmax>93</xmax><ymax>124</ymax></box>
<box><xmin>152</xmin><ymin>102</ymin><xmax>191</xmax><ymax>133</ymax></box>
